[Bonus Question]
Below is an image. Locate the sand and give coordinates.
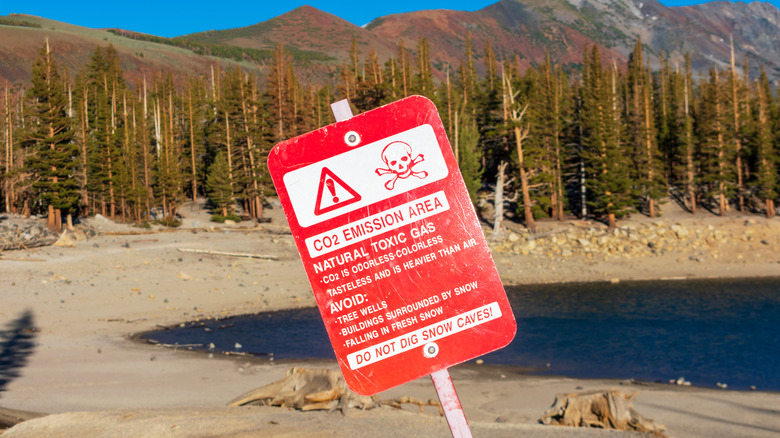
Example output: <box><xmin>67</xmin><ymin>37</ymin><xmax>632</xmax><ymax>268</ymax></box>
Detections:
<box><xmin>1</xmin><ymin>200</ymin><xmax>778</xmax><ymax>437</ymax></box>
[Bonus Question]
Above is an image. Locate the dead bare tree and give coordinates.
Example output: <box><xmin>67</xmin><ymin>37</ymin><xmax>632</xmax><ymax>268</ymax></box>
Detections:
<box><xmin>491</xmin><ymin>161</ymin><xmax>518</xmax><ymax>240</ymax></box>
<box><xmin>503</xmin><ymin>69</ymin><xmax>537</xmax><ymax>233</ymax></box>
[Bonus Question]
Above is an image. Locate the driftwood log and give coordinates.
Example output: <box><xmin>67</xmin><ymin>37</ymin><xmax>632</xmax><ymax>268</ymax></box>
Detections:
<box><xmin>0</xmin><ymin>406</ymin><xmax>47</xmax><ymax>429</ymax></box>
<box><xmin>177</xmin><ymin>248</ymin><xmax>280</xmax><ymax>260</ymax></box>
<box><xmin>228</xmin><ymin>367</ymin><xmax>378</xmax><ymax>412</ymax></box>
<box><xmin>539</xmin><ymin>390</ymin><xmax>667</xmax><ymax>437</ymax></box>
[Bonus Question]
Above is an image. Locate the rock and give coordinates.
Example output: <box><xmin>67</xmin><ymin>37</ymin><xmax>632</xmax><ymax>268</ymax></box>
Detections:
<box><xmin>177</xmin><ymin>271</ymin><xmax>194</xmax><ymax>281</ymax></box>
<box><xmin>671</xmin><ymin>224</ymin><xmax>690</xmax><ymax>239</ymax></box>
<box><xmin>52</xmin><ymin>232</ymin><xmax>76</xmax><ymax>248</ymax></box>
<box><xmin>0</xmin><ymin>221</ymin><xmax>59</xmax><ymax>250</ymax></box>
<box><xmin>508</xmin><ymin>232</ymin><xmax>520</xmax><ymax>242</ymax></box>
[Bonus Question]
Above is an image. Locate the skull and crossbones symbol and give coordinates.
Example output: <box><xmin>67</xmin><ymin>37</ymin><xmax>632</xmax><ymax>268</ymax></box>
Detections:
<box><xmin>375</xmin><ymin>141</ymin><xmax>428</xmax><ymax>190</ymax></box>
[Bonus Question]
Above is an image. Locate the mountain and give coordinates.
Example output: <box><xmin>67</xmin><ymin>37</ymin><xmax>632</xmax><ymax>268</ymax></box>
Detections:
<box><xmin>187</xmin><ymin>6</ymin><xmax>396</xmax><ymax>62</ymax></box>
<box><xmin>0</xmin><ymin>14</ymin><xmax>261</xmax><ymax>85</ymax></box>
<box><xmin>362</xmin><ymin>0</ymin><xmax>780</xmax><ymax>78</ymax></box>
<box><xmin>181</xmin><ymin>0</ymin><xmax>780</xmax><ymax>81</ymax></box>
<box><xmin>2</xmin><ymin>0</ymin><xmax>780</xmax><ymax>87</ymax></box>
<box><xmin>184</xmin><ymin>5</ymin><xmax>400</xmax><ymax>84</ymax></box>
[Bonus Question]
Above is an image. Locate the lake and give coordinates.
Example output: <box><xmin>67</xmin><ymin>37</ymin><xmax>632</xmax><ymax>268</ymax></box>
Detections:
<box><xmin>143</xmin><ymin>277</ymin><xmax>780</xmax><ymax>391</ymax></box>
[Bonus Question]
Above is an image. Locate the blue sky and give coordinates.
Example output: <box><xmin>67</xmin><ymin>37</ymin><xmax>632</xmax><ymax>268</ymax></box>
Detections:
<box><xmin>1</xmin><ymin>0</ymin><xmax>776</xmax><ymax>38</ymax></box>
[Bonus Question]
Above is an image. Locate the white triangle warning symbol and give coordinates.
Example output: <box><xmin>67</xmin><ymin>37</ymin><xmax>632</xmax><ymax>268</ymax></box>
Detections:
<box><xmin>314</xmin><ymin>167</ymin><xmax>362</xmax><ymax>216</ymax></box>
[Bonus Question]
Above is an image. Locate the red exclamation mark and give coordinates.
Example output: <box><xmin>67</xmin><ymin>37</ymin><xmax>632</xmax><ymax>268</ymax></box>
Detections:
<box><xmin>325</xmin><ymin>178</ymin><xmax>339</xmax><ymax>203</ymax></box>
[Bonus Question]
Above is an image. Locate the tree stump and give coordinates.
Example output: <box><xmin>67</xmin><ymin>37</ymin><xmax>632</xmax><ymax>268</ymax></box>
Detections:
<box><xmin>227</xmin><ymin>367</ymin><xmax>377</xmax><ymax>412</ymax></box>
<box><xmin>539</xmin><ymin>389</ymin><xmax>667</xmax><ymax>437</ymax></box>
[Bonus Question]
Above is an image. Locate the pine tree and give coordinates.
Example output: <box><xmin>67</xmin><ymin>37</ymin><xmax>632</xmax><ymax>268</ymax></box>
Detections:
<box><xmin>185</xmin><ymin>76</ymin><xmax>206</xmax><ymax>202</ymax></box>
<box><xmin>672</xmin><ymin>55</ymin><xmax>698</xmax><ymax>213</ymax></box>
<box><xmin>483</xmin><ymin>38</ymin><xmax>498</xmax><ymax>93</ymax></box>
<box><xmin>26</xmin><ymin>40</ymin><xmax>78</xmax><ymax>231</ymax></box>
<box><xmin>152</xmin><ymin>74</ymin><xmax>183</xmax><ymax>221</ymax></box>
<box><xmin>268</xmin><ymin>43</ymin><xmax>290</xmax><ymax>141</ymax></box>
<box><xmin>754</xmin><ymin>67</ymin><xmax>777</xmax><ymax>217</ymax></box>
<box><xmin>414</xmin><ymin>37</ymin><xmax>434</xmax><ymax>98</ymax></box>
<box><xmin>537</xmin><ymin>53</ymin><xmax>569</xmax><ymax>220</ymax></box>
<box><xmin>2</xmin><ymin>83</ymin><xmax>20</xmax><ymax>213</ymax></box>
<box><xmin>697</xmin><ymin>68</ymin><xmax>734</xmax><ymax>216</ymax></box>
<box><xmin>460</xmin><ymin>31</ymin><xmax>477</xmax><ymax>105</ymax></box>
<box><xmin>727</xmin><ymin>36</ymin><xmax>747</xmax><ymax>211</ymax></box>
<box><xmin>625</xmin><ymin>39</ymin><xmax>665</xmax><ymax>217</ymax></box>
<box><xmin>206</xmin><ymin>150</ymin><xmax>233</xmax><ymax>217</ymax></box>
<box><xmin>398</xmin><ymin>39</ymin><xmax>409</xmax><ymax>98</ymax></box>
<box><xmin>77</xmin><ymin>44</ymin><xmax>129</xmax><ymax>218</ymax></box>
<box><xmin>580</xmin><ymin>46</ymin><xmax>634</xmax><ymax>229</ymax></box>
<box><xmin>455</xmin><ymin>111</ymin><xmax>483</xmax><ymax>204</ymax></box>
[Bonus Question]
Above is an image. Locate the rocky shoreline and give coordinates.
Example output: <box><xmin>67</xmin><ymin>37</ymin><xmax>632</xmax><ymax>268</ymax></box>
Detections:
<box><xmin>492</xmin><ymin>217</ymin><xmax>776</xmax><ymax>262</ymax></box>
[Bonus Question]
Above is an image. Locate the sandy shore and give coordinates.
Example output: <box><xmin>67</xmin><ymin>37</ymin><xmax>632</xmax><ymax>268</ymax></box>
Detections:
<box><xmin>1</xmin><ymin>201</ymin><xmax>779</xmax><ymax>437</ymax></box>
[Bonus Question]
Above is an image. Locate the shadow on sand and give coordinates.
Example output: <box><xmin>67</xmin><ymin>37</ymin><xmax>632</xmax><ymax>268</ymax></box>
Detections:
<box><xmin>0</xmin><ymin>310</ymin><xmax>37</xmax><ymax>396</ymax></box>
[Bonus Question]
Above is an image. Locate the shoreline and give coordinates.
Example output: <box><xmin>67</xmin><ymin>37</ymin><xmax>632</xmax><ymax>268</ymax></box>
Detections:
<box><xmin>129</xmin><ymin>275</ymin><xmax>780</xmax><ymax>395</ymax></box>
<box><xmin>2</xmin><ymin>204</ymin><xmax>780</xmax><ymax>436</ymax></box>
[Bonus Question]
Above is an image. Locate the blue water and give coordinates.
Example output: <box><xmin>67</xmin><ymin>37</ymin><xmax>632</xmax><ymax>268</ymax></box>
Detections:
<box><xmin>144</xmin><ymin>278</ymin><xmax>780</xmax><ymax>391</ymax></box>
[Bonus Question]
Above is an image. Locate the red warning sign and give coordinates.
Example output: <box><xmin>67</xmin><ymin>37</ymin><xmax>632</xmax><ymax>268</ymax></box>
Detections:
<box><xmin>314</xmin><ymin>167</ymin><xmax>362</xmax><ymax>215</ymax></box>
<box><xmin>269</xmin><ymin>96</ymin><xmax>516</xmax><ymax>395</ymax></box>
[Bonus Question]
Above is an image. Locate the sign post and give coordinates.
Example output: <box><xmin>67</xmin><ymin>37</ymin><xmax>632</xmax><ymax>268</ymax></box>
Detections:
<box><xmin>269</xmin><ymin>96</ymin><xmax>516</xmax><ymax>436</ymax></box>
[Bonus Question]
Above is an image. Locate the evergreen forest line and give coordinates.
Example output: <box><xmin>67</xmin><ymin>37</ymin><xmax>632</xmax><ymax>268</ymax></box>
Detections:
<box><xmin>1</xmin><ymin>35</ymin><xmax>778</xmax><ymax>233</ymax></box>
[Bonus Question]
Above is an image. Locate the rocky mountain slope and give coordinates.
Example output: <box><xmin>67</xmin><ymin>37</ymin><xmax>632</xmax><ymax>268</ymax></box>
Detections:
<box><xmin>2</xmin><ymin>0</ymin><xmax>779</xmax><ymax>86</ymax></box>
<box><xmin>0</xmin><ymin>15</ymin><xmax>261</xmax><ymax>85</ymax></box>
<box><xmin>361</xmin><ymin>0</ymin><xmax>780</xmax><ymax>78</ymax></box>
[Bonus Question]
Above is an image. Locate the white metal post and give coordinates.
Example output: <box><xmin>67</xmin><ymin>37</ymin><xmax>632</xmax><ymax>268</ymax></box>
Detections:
<box><xmin>329</xmin><ymin>99</ymin><xmax>473</xmax><ymax>437</ymax></box>
<box><xmin>431</xmin><ymin>368</ymin><xmax>473</xmax><ymax>438</ymax></box>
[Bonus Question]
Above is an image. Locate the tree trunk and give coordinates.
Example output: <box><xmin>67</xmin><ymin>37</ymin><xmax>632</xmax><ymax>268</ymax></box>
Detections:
<box><xmin>715</xmin><ymin>72</ymin><xmax>726</xmax><ymax>217</ymax></box>
<box><xmin>225</xmin><ymin>111</ymin><xmax>234</xmax><ymax>214</ymax></box>
<box><xmin>683</xmin><ymin>69</ymin><xmax>696</xmax><ymax>214</ymax></box>
<box><xmin>643</xmin><ymin>68</ymin><xmax>656</xmax><ymax>219</ymax></box>
<box><xmin>767</xmin><ymin>199</ymin><xmax>775</xmax><ymax>219</ymax></box>
<box><xmin>188</xmin><ymin>82</ymin><xmax>197</xmax><ymax>202</ymax></box>
<box><xmin>730</xmin><ymin>37</ymin><xmax>744</xmax><ymax>212</ymax></box>
<box><xmin>491</xmin><ymin>161</ymin><xmax>507</xmax><ymax>240</ymax></box>
<box><xmin>54</xmin><ymin>208</ymin><xmax>62</xmax><ymax>233</ymax></box>
<box><xmin>514</xmin><ymin>126</ymin><xmax>536</xmax><ymax>233</ymax></box>
<box><xmin>47</xmin><ymin>204</ymin><xmax>56</xmax><ymax>231</ymax></box>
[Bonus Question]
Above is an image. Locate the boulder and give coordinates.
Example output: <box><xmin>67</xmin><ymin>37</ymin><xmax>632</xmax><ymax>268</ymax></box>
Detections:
<box><xmin>0</xmin><ymin>222</ymin><xmax>59</xmax><ymax>250</ymax></box>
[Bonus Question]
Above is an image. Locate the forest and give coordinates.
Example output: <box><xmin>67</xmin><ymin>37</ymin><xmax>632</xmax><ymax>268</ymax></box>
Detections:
<box><xmin>1</xmin><ymin>34</ymin><xmax>778</xmax><ymax>233</ymax></box>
